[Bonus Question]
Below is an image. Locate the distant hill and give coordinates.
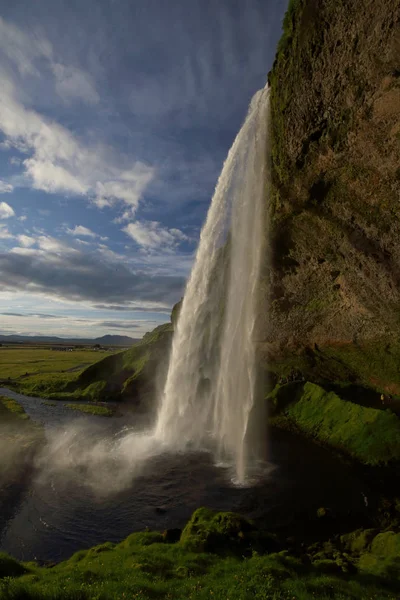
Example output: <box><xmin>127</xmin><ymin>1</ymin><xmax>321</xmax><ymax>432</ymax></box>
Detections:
<box><xmin>0</xmin><ymin>334</ymin><xmax>139</xmax><ymax>346</ymax></box>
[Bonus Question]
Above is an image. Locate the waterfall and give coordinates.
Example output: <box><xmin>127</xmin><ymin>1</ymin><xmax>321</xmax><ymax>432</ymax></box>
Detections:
<box><xmin>154</xmin><ymin>87</ymin><xmax>270</xmax><ymax>484</ymax></box>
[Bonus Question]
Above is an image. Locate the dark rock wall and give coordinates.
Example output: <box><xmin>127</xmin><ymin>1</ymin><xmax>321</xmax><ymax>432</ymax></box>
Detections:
<box><xmin>264</xmin><ymin>0</ymin><xmax>400</xmax><ymax>358</ymax></box>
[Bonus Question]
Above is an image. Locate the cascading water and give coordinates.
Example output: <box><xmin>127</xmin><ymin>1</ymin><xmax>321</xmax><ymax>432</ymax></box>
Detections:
<box><xmin>154</xmin><ymin>87</ymin><xmax>270</xmax><ymax>484</ymax></box>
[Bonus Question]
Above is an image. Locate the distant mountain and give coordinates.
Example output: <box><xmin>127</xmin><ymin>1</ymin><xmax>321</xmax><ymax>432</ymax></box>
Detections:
<box><xmin>93</xmin><ymin>335</ymin><xmax>139</xmax><ymax>346</ymax></box>
<box><xmin>0</xmin><ymin>333</ymin><xmax>139</xmax><ymax>346</ymax></box>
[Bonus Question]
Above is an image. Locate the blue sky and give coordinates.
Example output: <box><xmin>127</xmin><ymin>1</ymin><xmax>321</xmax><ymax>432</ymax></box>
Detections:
<box><xmin>0</xmin><ymin>0</ymin><xmax>286</xmax><ymax>339</ymax></box>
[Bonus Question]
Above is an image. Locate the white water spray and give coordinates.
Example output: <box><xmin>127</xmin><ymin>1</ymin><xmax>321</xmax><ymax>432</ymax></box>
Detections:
<box><xmin>155</xmin><ymin>88</ymin><xmax>270</xmax><ymax>483</ymax></box>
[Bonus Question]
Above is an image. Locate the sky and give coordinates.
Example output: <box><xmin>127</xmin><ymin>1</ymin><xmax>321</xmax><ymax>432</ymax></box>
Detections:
<box><xmin>0</xmin><ymin>0</ymin><xmax>286</xmax><ymax>339</ymax></box>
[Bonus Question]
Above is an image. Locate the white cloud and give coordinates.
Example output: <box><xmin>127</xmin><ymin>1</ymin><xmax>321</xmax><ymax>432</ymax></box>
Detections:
<box><xmin>37</xmin><ymin>235</ymin><xmax>77</xmax><ymax>255</ymax></box>
<box><xmin>10</xmin><ymin>246</ymin><xmax>36</xmax><ymax>255</ymax></box>
<box><xmin>123</xmin><ymin>220</ymin><xmax>189</xmax><ymax>251</ymax></box>
<box><xmin>0</xmin><ymin>78</ymin><xmax>154</xmax><ymax>211</ymax></box>
<box><xmin>0</xmin><ymin>180</ymin><xmax>13</xmax><ymax>193</ymax></box>
<box><xmin>18</xmin><ymin>215</ymin><xmax>27</xmax><ymax>222</ymax></box>
<box><xmin>17</xmin><ymin>234</ymin><xmax>36</xmax><ymax>247</ymax></box>
<box><xmin>0</xmin><ymin>202</ymin><xmax>15</xmax><ymax>219</ymax></box>
<box><xmin>0</xmin><ymin>224</ymin><xmax>13</xmax><ymax>239</ymax></box>
<box><xmin>67</xmin><ymin>225</ymin><xmax>98</xmax><ymax>238</ymax></box>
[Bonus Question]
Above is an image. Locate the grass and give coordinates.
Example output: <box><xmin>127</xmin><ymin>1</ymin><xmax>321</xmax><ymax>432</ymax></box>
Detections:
<box><xmin>269</xmin><ymin>382</ymin><xmax>400</xmax><ymax>465</ymax></box>
<box><xmin>0</xmin><ymin>509</ymin><xmax>398</xmax><ymax>600</ymax></box>
<box><xmin>0</xmin><ymin>395</ymin><xmax>28</xmax><ymax>419</ymax></box>
<box><xmin>65</xmin><ymin>403</ymin><xmax>113</xmax><ymax>417</ymax></box>
<box><xmin>0</xmin><ymin>347</ymin><xmax>118</xmax><ymax>398</ymax></box>
<box><xmin>0</xmin><ymin>323</ymin><xmax>173</xmax><ymax>403</ymax></box>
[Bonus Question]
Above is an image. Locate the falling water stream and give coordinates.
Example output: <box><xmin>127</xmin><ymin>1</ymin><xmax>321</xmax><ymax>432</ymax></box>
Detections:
<box><xmin>154</xmin><ymin>88</ymin><xmax>270</xmax><ymax>483</ymax></box>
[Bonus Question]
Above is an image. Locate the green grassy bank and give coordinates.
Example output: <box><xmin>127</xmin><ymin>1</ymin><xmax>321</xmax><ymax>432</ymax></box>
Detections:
<box><xmin>0</xmin><ymin>508</ymin><xmax>399</xmax><ymax>600</ymax></box>
<box><xmin>268</xmin><ymin>382</ymin><xmax>400</xmax><ymax>466</ymax></box>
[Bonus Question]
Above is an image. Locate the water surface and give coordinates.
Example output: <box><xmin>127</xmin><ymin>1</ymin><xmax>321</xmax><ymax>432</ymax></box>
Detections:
<box><xmin>0</xmin><ymin>388</ymin><xmax>372</xmax><ymax>562</ymax></box>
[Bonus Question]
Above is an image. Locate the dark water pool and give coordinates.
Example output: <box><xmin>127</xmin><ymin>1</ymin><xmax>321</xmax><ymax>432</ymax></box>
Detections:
<box><xmin>0</xmin><ymin>388</ymin><xmax>372</xmax><ymax>562</ymax></box>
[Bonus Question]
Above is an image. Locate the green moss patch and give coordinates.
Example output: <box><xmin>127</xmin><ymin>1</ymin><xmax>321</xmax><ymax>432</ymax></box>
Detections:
<box><xmin>0</xmin><ymin>512</ymin><xmax>399</xmax><ymax>599</ymax></box>
<box><xmin>0</xmin><ymin>395</ymin><xmax>28</xmax><ymax>419</ymax></box>
<box><xmin>270</xmin><ymin>382</ymin><xmax>400</xmax><ymax>465</ymax></box>
<box><xmin>65</xmin><ymin>403</ymin><xmax>113</xmax><ymax>417</ymax></box>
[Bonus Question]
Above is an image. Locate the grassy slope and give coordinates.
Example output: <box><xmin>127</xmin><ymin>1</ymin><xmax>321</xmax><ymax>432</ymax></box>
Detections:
<box><xmin>0</xmin><ymin>509</ymin><xmax>399</xmax><ymax>600</ymax></box>
<box><xmin>62</xmin><ymin>322</ymin><xmax>173</xmax><ymax>403</ymax></box>
<box><xmin>269</xmin><ymin>382</ymin><xmax>400</xmax><ymax>465</ymax></box>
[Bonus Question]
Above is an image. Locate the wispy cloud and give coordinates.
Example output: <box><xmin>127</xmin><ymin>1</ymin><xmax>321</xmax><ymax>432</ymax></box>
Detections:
<box><xmin>0</xmin><ymin>180</ymin><xmax>13</xmax><ymax>193</ymax></box>
<box><xmin>0</xmin><ymin>17</ymin><xmax>98</xmax><ymax>105</ymax></box>
<box><xmin>0</xmin><ymin>224</ymin><xmax>14</xmax><ymax>239</ymax></box>
<box><xmin>94</xmin><ymin>320</ymin><xmax>141</xmax><ymax>330</ymax></box>
<box><xmin>0</xmin><ymin>311</ymin><xmax>58</xmax><ymax>319</ymax></box>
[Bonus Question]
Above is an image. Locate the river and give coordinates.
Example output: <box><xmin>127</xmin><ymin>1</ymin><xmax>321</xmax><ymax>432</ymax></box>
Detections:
<box><xmin>0</xmin><ymin>388</ymin><xmax>372</xmax><ymax>563</ymax></box>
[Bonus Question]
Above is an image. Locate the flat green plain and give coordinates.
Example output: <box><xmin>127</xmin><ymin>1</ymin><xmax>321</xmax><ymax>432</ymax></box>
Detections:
<box><xmin>0</xmin><ymin>347</ymin><xmax>118</xmax><ymax>397</ymax></box>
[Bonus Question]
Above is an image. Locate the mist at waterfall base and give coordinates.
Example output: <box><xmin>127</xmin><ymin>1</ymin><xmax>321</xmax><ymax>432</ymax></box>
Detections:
<box><xmin>12</xmin><ymin>87</ymin><xmax>271</xmax><ymax>500</ymax></box>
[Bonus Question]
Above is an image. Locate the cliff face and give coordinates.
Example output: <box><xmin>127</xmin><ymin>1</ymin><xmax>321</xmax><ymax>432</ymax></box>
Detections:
<box><xmin>262</xmin><ymin>0</ymin><xmax>400</xmax><ymax>386</ymax></box>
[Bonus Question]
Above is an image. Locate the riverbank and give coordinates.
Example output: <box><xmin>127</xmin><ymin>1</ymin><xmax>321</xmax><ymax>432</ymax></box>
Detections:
<box><xmin>1</xmin><ymin>508</ymin><xmax>399</xmax><ymax>600</ymax></box>
<box><xmin>0</xmin><ymin>395</ymin><xmax>44</xmax><ymax>540</ymax></box>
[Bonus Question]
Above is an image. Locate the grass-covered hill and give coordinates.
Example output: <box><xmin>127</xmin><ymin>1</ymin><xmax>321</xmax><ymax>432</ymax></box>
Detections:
<box><xmin>262</xmin><ymin>0</ymin><xmax>400</xmax><ymax>390</ymax></box>
<box><xmin>44</xmin><ymin>322</ymin><xmax>174</xmax><ymax>406</ymax></box>
<box><xmin>1</xmin><ymin>507</ymin><xmax>400</xmax><ymax>600</ymax></box>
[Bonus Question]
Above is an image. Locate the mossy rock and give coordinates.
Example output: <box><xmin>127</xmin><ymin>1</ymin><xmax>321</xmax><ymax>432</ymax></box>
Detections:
<box><xmin>119</xmin><ymin>531</ymin><xmax>164</xmax><ymax>548</ymax></box>
<box><xmin>358</xmin><ymin>532</ymin><xmax>400</xmax><ymax>581</ymax></box>
<box><xmin>340</xmin><ymin>529</ymin><xmax>379</xmax><ymax>555</ymax></box>
<box><xmin>370</xmin><ymin>531</ymin><xmax>400</xmax><ymax>558</ymax></box>
<box><xmin>180</xmin><ymin>508</ymin><xmax>254</xmax><ymax>553</ymax></box>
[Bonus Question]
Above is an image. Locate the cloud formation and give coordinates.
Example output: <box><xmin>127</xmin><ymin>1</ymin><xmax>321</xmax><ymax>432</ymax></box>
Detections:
<box><xmin>17</xmin><ymin>234</ymin><xmax>36</xmax><ymax>247</ymax></box>
<box><xmin>0</xmin><ymin>202</ymin><xmax>15</xmax><ymax>219</ymax></box>
<box><xmin>0</xmin><ymin>224</ymin><xmax>13</xmax><ymax>239</ymax></box>
<box><xmin>0</xmin><ymin>16</ymin><xmax>98</xmax><ymax>105</ymax></box>
<box><xmin>0</xmin><ymin>180</ymin><xmax>13</xmax><ymax>194</ymax></box>
<box><xmin>0</xmin><ymin>236</ymin><xmax>184</xmax><ymax>307</ymax></box>
<box><xmin>67</xmin><ymin>225</ymin><xmax>98</xmax><ymax>238</ymax></box>
<box><xmin>0</xmin><ymin>14</ymin><xmax>155</xmax><ymax>213</ymax></box>
<box><xmin>0</xmin><ymin>78</ymin><xmax>154</xmax><ymax>210</ymax></box>
<box><xmin>123</xmin><ymin>220</ymin><xmax>190</xmax><ymax>251</ymax></box>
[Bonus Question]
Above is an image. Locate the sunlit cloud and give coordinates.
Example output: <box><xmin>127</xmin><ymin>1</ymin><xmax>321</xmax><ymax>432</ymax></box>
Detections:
<box><xmin>0</xmin><ymin>201</ymin><xmax>15</xmax><ymax>219</ymax></box>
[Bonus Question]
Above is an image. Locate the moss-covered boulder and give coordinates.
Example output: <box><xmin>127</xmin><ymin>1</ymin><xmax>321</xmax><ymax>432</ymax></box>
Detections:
<box><xmin>180</xmin><ymin>508</ymin><xmax>254</xmax><ymax>553</ymax></box>
<box><xmin>358</xmin><ymin>531</ymin><xmax>400</xmax><ymax>581</ymax></box>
